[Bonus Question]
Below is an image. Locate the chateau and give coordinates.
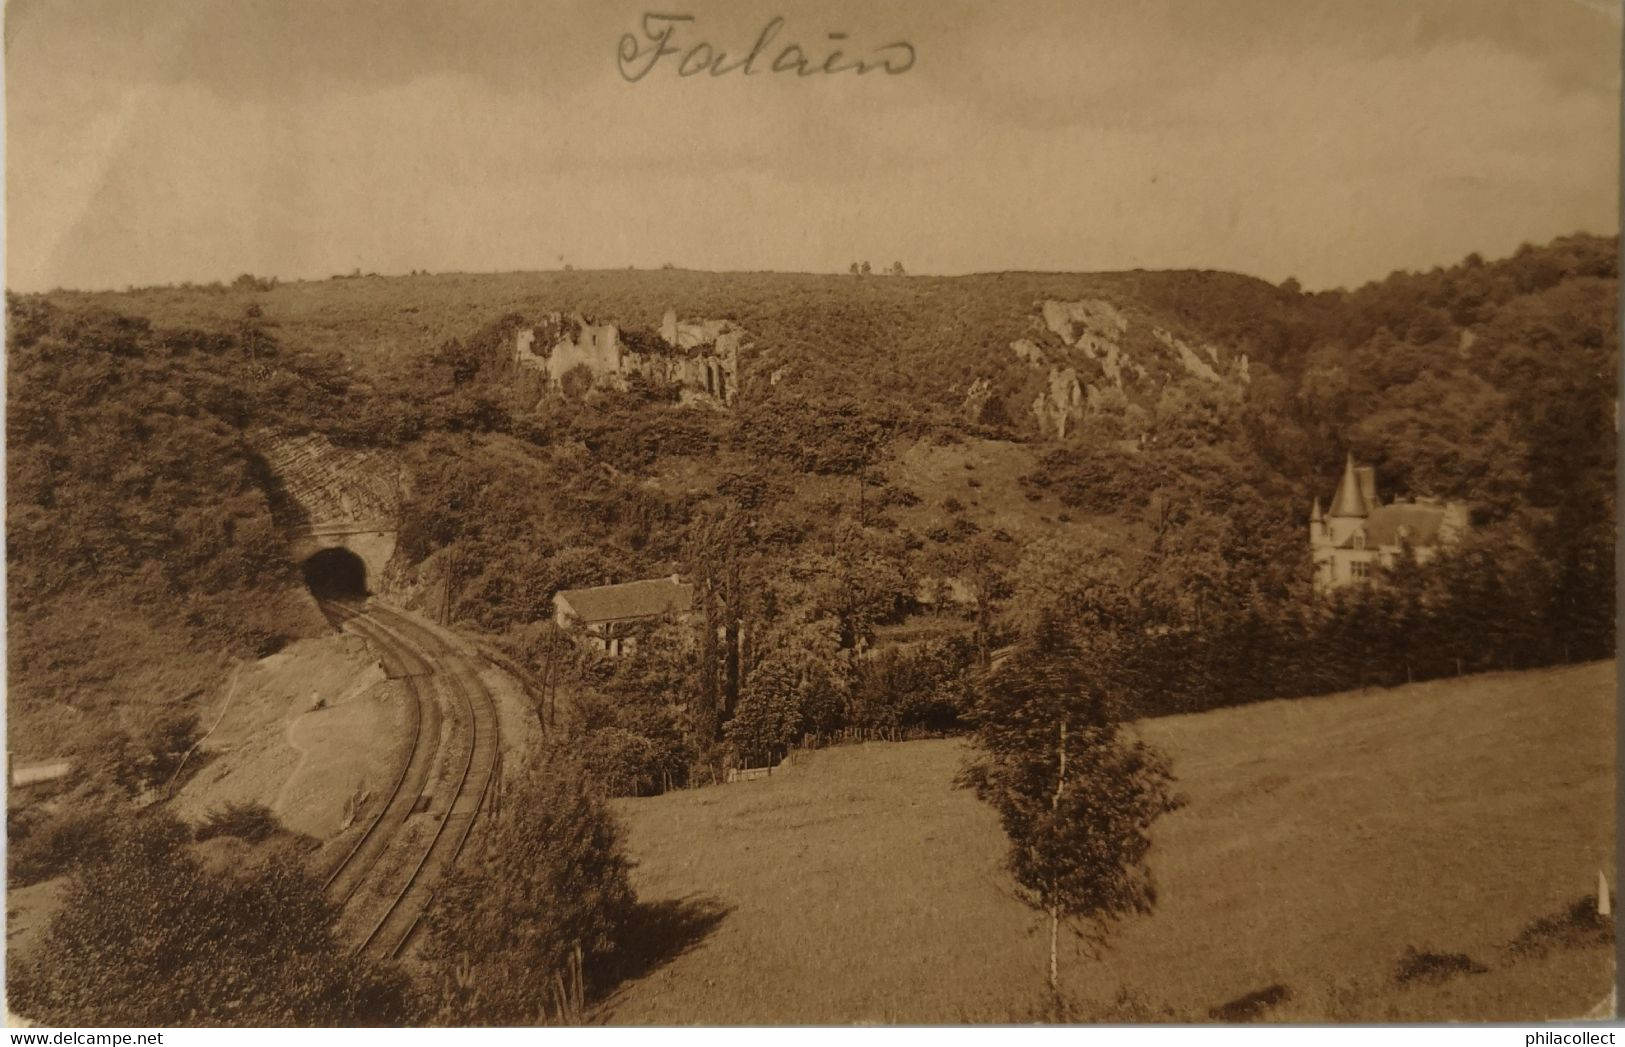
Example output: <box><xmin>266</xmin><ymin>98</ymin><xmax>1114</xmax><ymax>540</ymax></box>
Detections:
<box><xmin>1309</xmin><ymin>455</ymin><xmax>1468</xmax><ymax>592</ymax></box>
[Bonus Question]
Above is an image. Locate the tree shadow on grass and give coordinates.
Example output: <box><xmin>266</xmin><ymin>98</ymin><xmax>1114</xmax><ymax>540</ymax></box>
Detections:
<box><xmin>593</xmin><ymin>893</ymin><xmax>732</xmax><ymax>1017</ymax></box>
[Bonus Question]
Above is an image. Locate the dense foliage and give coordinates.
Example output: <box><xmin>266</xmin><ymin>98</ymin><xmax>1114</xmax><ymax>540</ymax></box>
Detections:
<box><xmin>419</xmin><ymin>754</ymin><xmax>636</xmax><ymax>1025</ymax></box>
<box><xmin>5</xmin><ymin>296</ymin><xmax>352</xmax><ymax>758</ymax></box>
<box><xmin>13</xmin><ymin>234</ymin><xmax>1612</xmax><ymax>800</ymax></box>
<box><xmin>9</xmin><ymin>813</ymin><xmax>408</xmax><ymax>1026</ymax></box>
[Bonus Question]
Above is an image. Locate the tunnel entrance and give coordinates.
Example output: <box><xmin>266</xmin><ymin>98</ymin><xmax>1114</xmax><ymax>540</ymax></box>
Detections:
<box><xmin>302</xmin><ymin>547</ymin><xmax>368</xmax><ymax>600</ymax></box>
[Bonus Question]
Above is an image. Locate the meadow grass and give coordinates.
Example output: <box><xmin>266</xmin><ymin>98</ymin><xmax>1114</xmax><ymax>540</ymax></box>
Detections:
<box><xmin>607</xmin><ymin>661</ymin><xmax>1616</xmax><ymax>1023</ymax></box>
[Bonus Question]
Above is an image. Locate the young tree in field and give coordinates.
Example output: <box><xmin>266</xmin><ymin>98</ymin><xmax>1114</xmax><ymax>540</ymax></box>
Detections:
<box><xmin>962</xmin><ymin>568</ymin><xmax>1181</xmax><ymax>995</ymax></box>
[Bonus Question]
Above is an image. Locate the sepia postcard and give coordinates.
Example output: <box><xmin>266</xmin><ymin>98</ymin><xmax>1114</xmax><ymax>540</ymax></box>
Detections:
<box><xmin>3</xmin><ymin>0</ymin><xmax>1619</xmax><ymax>1030</ymax></box>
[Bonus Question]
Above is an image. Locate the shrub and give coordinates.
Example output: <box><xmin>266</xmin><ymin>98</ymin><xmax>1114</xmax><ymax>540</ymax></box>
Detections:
<box><xmin>877</xmin><ymin>484</ymin><xmax>921</xmax><ymax>509</ymax></box>
<box><xmin>419</xmin><ymin>754</ymin><xmax>636</xmax><ymax>1025</ymax></box>
<box><xmin>9</xmin><ymin>811</ymin><xmax>407</xmax><ymax>1025</ymax></box>
<box><xmin>1392</xmin><ymin>946</ymin><xmax>1487</xmax><ymax>986</ymax></box>
<box><xmin>577</xmin><ymin>727</ymin><xmax>672</xmax><ymax>798</ymax></box>
<box><xmin>7</xmin><ymin>805</ymin><xmax>116</xmax><ymax>887</ymax></box>
<box><xmin>141</xmin><ymin>707</ymin><xmax>202</xmax><ymax>789</ymax></box>
<box><xmin>1508</xmin><ymin>896</ymin><xmax>1615</xmax><ymax>958</ymax></box>
<box><xmin>849</xmin><ymin>637</ymin><xmax>976</xmax><ymax>732</ymax></box>
<box><xmin>194</xmin><ymin>802</ymin><xmax>282</xmax><ymax>844</ymax></box>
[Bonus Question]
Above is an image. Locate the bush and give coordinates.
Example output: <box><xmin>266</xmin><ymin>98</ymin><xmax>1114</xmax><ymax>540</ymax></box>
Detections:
<box><xmin>577</xmin><ymin>727</ymin><xmax>684</xmax><ymax>797</ymax></box>
<box><xmin>7</xmin><ymin>805</ymin><xmax>116</xmax><ymax>887</ymax></box>
<box><xmin>9</xmin><ymin>811</ymin><xmax>407</xmax><ymax>1025</ymax></box>
<box><xmin>1392</xmin><ymin>946</ymin><xmax>1487</xmax><ymax>986</ymax></box>
<box><xmin>419</xmin><ymin>754</ymin><xmax>636</xmax><ymax>1024</ymax></box>
<box><xmin>1508</xmin><ymin>896</ymin><xmax>1615</xmax><ymax>958</ymax></box>
<box><xmin>194</xmin><ymin>802</ymin><xmax>282</xmax><ymax>844</ymax></box>
<box><xmin>141</xmin><ymin>706</ymin><xmax>202</xmax><ymax>789</ymax></box>
<box><xmin>849</xmin><ymin>637</ymin><xmax>976</xmax><ymax>732</ymax></box>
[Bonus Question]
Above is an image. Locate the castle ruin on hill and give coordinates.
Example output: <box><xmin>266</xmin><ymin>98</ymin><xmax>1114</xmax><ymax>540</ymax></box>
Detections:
<box><xmin>515</xmin><ymin>307</ymin><xmax>742</xmax><ymax>405</ymax></box>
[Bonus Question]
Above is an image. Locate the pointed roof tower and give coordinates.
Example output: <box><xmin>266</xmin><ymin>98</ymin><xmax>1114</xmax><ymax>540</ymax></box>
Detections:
<box><xmin>1328</xmin><ymin>452</ymin><xmax>1368</xmax><ymax>518</ymax></box>
<box><xmin>1310</xmin><ymin>496</ymin><xmax>1324</xmax><ymax>523</ymax></box>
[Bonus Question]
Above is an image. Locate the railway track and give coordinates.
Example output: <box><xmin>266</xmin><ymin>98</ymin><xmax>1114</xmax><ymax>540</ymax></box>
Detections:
<box><xmin>316</xmin><ymin>601</ymin><xmax>442</xmax><ymax>906</ymax></box>
<box><xmin>315</xmin><ymin>598</ymin><xmax>501</xmax><ymax>959</ymax></box>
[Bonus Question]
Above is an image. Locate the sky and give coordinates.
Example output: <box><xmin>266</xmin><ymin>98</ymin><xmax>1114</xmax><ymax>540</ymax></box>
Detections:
<box><xmin>5</xmin><ymin>0</ymin><xmax>1621</xmax><ymax>292</ymax></box>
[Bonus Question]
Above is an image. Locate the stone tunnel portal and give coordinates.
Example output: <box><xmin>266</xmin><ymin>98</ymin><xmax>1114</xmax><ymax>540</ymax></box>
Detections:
<box><xmin>302</xmin><ymin>547</ymin><xmax>369</xmax><ymax>600</ymax></box>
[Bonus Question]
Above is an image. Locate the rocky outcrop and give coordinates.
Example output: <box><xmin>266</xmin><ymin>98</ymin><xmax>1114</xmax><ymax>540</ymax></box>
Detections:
<box><xmin>1039</xmin><ymin>298</ymin><xmax>1135</xmax><ymax>389</ymax></box>
<box><xmin>961</xmin><ymin>377</ymin><xmax>994</xmax><ymax>421</ymax></box>
<box><xmin>1030</xmin><ymin>367</ymin><xmax>1085</xmax><ymax>440</ymax></box>
<box><xmin>514</xmin><ymin>310</ymin><xmax>743</xmax><ymax>405</ymax></box>
<box><xmin>1014</xmin><ymin>297</ymin><xmax>1253</xmax><ymax>439</ymax></box>
<box><xmin>1010</xmin><ymin>339</ymin><xmax>1046</xmax><ymax>367</ymax></box>
<box><xmin>1153</xmin><ymin>327</ymin><xmax>1223</xmax><ymax>383</ymax></box>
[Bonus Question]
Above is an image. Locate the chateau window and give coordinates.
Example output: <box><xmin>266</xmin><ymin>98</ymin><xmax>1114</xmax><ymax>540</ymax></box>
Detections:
<box><xmin>1351</xmin><ymin>561</ymin><xmax>1369</xmax><ymax>579</ymax></box>
<box><xmin>1353</xmin><ymin>532</ymin><xmax>1366</xmax><ymax>549</ymax></box>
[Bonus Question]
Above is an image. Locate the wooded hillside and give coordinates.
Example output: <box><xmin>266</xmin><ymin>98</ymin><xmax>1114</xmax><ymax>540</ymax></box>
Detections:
<box><xmin>9</xmin><ymin>234</ymin><xmax>1616</xmax><ymax>773</ymax></box>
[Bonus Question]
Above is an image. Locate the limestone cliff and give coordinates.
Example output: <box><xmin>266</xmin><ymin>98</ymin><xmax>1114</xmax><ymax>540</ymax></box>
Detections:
<box><xmin>1014</xmin><ymin>298</ymin><xmax>1251</xmax><ymax>439</ymax></box>
<box><xmin>514</xmin><ymin>309</ymin><xmax>744</xmax><ymax>405</ymax></box>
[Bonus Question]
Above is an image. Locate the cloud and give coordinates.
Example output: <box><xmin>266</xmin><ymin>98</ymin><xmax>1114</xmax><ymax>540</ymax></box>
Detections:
<box><xmin>6</xmin><ymin>0</ymin><xmax>1618</xmax><ymax>291</ymax></box>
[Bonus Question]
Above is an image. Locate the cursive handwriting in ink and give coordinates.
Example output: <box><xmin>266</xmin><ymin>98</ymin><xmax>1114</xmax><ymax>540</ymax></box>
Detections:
<box><xmin>618</xmin><ymin>13</ymin><xmax>916</xmax><ymax>83</ymax></box>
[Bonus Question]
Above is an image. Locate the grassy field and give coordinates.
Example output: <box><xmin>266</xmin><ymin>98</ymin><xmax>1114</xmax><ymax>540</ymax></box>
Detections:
<box><xmin>606</xmin><ymin>662</ymin><xmax>1616</xmax><ymax>1023</ymax></box>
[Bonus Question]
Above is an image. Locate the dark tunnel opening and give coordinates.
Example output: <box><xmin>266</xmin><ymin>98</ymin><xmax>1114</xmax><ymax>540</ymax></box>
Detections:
<box><xmin>302</xmin><ymin>547</ymin><xmax>368</xmax><ymax>600</ymax></box>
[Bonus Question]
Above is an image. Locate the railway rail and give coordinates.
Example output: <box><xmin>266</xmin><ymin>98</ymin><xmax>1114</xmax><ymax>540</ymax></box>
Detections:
<box><xmin>315</xmin><ymin>598</ymin><xmax>501</xmax><ymax>959</ymax></box>
<box><xmin>316</xmin><ymin>601</ymin><xmax>441</xmax><ymax>906</ymax></box>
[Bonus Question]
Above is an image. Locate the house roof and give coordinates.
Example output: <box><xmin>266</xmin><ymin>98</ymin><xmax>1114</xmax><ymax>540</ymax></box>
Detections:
<box><xmin>1327</xmin><ymin>453</ymin><xmax>1368</xmax><ymax>517</ymax></box>
<box><xmin>555</xmin><ymin>577</ymin><xmax>693</xmax><ymax>624</ymax></box>
<box><xmin>1363</xmin><ymin>503</ymin><xmax>1450</xmax><ymax>547</ymax></box>
<box><xmin>1330</xmin><ymin>504</ymin><xmax>1453</xmax><ymax>550</ymax></box>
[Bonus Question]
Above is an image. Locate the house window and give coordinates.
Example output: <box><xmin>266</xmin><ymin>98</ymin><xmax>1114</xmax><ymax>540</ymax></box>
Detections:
<box><xmin>1351</xmin><ymin>561</ymin><xmax>1369</xmax><ymax>579</ymax></box>
<box><xmin>1353</xmin><ymin>532</ymin><xmax>1365</xmax><ymax>549</ymax></box>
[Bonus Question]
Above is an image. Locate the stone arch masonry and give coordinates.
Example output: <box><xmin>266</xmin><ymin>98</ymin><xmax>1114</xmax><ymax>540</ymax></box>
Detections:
<box><xmin>261</xmin><ymin>433</ymin><xmax>401</xmax><ymax>589</ymax></box>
